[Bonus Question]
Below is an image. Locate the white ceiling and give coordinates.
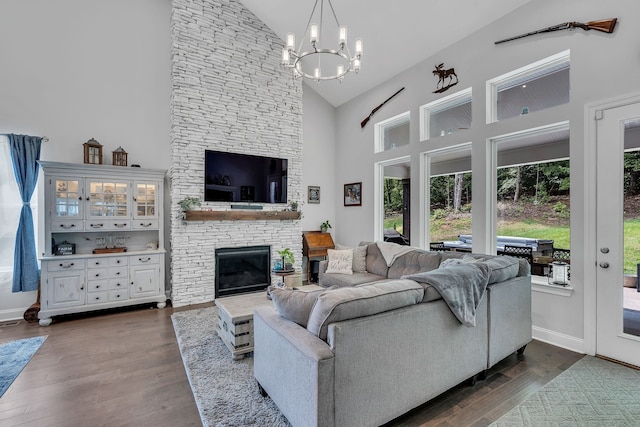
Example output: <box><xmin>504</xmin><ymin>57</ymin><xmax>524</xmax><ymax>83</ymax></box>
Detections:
<box><xmin>240</xmin><ymin>0</ymin><xmax>532</xmax><ymax>107</ymax></box>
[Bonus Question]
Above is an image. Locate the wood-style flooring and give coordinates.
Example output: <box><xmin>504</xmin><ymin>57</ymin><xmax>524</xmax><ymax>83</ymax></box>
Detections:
<box><xmin>0</xmin><ymin>303</ymin><xmax>583</xmax><ymax>427</ymax></box>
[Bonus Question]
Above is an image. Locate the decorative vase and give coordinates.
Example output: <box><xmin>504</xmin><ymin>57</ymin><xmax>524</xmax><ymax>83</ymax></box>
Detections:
<box><xmin>320</xmin><ymin>226</ymin><xmax>328</xmax><ymax>233</ymax></box>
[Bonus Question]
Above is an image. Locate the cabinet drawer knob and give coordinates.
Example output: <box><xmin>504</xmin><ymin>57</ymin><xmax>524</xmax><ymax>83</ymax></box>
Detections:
<box><xmin>115</xmin><ymin>223</ymin><xmax>127</xmax><ymax>228</ymax></box>
<box><xmin>90</xmin><ymin>223</ymin><xmax>104</xmax><ymax>228</ymax></box>
<box><xmin>95</xmin><ymin>273</ymin><xmax>100</xmax><ymax>277</ymax></box>
<box><xmin>96</xmin><ymin>285</ymin><xmax>100</xmax><ymax>288</ymax></box>
<box><xmin>60</xmin><ymin>262</ymin><xmax>74</xmax><ymax>268</ymax></box>
<box><xmin>140</xmin><ymin>223</ymin><xmax>152</xmax><ymax>227</ymax></box>
<box><xmin>60</xmin><ymin>224</ymin><xmax>75</xmax><ymax>229</ymax></box>
<box><xmin>139</xmin><ymin>257</ymin><xmax>151</xmax><ymax>263</ymax></box>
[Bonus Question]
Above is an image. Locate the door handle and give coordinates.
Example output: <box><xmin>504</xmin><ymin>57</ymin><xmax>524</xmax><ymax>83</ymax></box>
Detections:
<box><xmin>599</xmin><ymin>261</ymin><xmax>610</xmax><ymax>269</ymax></box>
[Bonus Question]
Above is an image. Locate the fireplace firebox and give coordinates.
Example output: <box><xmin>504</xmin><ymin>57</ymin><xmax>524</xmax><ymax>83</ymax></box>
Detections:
<box><xmin>215</xmin><ymin>245</ymin><xmax>271</xmax><ymax>298</ymax></box>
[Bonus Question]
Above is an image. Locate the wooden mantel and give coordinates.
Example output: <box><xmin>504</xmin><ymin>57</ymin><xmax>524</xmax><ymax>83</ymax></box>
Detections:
<box><xmin>184</xmin><ymin>210</ymin><xmax>301</xmax><ymax>221</ymax></box>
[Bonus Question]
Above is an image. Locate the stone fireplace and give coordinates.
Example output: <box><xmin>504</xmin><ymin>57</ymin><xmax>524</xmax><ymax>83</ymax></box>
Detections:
<box><xmin>215</xmin><ymin>246</ymin><xmax>271</xmax><ymax>298</ymax></box>
<box><xmin>168</xmin><ymin>0</ymin><xmax>303</xmax><ymax>307</ymax></box>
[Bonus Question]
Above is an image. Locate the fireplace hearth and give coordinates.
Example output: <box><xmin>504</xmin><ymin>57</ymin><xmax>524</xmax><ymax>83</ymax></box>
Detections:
<box><xmin>215</xmin><ymin>246</ymin><xmax>271</xmax><ymax>298</ymax></box>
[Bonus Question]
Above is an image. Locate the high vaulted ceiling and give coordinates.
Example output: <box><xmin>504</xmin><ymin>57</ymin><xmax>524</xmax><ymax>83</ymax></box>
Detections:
<box><xmin>240</xmin><ymin>0</ymin><xmax>532</xmax><ymax>107</ymax></box>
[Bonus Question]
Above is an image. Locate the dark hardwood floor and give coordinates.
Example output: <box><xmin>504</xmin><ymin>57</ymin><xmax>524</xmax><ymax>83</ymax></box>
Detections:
<box><xmin>0</xmin><ymin>304</ymin><xmax>583</xmax><ymax>427</ymax></box>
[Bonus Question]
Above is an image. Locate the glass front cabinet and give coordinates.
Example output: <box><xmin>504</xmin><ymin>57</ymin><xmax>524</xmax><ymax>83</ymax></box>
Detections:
<box><xmin>38</xmin><ymin>161</ymin><xmax>167</xmax><ymax>326</ymax></box>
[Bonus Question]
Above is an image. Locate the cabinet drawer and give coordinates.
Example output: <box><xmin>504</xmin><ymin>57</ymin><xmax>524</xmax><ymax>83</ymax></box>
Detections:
<box><xmin>87</xmin><ymin>291</ymin><xmax>109</xmax><ymax>304</ymax></box>
<box><xmin>108</xmin><ymin>257</ymin><xmax>128</xmax><ymax>267</ymax></box>
<box><xmin>86</xmin><ymin>221</ymin><xmax>131</xmax><ymax>231</ymax></box>
<box><xmin>130</xmin><ymin>254</ymin><xmax>160</xmax><ymax>266</ymax></box>
<box><xmin>87</xmin><ymin>280</ymin><xmax>108</xmax><ymax>292</ymax></box>
<box><xmin>109</xmin><ymin>289</ymin><xmax>129</xmax><ymax>301</ymax></box>
<box><xmin>109</xmin><ymin>279</ymin><xmax>127</xmax><ymax>290</ymax></box>
<box><xmin>51</xmin><ymin>220</ymin><xmax>84</xmax><ymax>232</ymax></box>
<box><xmin>109</xmin><ymin>266</ymin><xmax>128</xmax><ymax>279</ymax></box>
<box><xmin>88</xmin><ymin>258</ymin><xmax>109</xmax><ymax>268</ymax></box>
<box><xmin>87</xmin><ymin>268</ymin><xmax>108</xmax><ymax>280</ymax></box>
<box><xmin>132</xmin><ymin>220</ymin><xmax>159</xmax><ymax>230</ymax></box>
<box><xmin>47</xmin><ymin>259</ymin><xmax>86</xmax><ymax>272</ymax></box>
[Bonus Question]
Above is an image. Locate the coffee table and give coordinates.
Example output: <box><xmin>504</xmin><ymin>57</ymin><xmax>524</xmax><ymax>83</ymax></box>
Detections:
<box><xmin>215</xmin><ymin>291</ymin><xmax>273</xmax><ymax>360</ymax></box>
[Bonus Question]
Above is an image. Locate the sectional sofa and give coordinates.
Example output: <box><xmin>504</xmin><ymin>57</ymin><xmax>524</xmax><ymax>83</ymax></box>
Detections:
<box><xmin>253</xmin><ymin>242</ymin><xmax>531</xmax><ymax>427</ymax></box>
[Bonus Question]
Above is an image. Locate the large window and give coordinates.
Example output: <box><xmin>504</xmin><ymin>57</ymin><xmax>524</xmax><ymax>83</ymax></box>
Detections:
<box><xmin>375</xmin><ymin>112</ymin><xmax>410</xmax><ymax>153</ymax></box>
<box><xmin>491</xmin><ymin>123</ymin><xmax>570</xmax><ymax>278</ymax></box>
<box><xmin>420</xmin><ymin>88</ymin><xmax>472</xmax><ymax>141</ymax></box>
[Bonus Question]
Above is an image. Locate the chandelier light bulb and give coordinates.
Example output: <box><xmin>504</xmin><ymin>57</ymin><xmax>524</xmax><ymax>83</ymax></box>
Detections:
<box><xmin>310</xmin><ymin>24</ymin><xmax>319</xmax><ymax>45</ymax></box>
<box><xmin>286</xmin><ymin>33</ymin><xmax>295</xmax><ymax>51</ymax></box>
<box><xmin>281</xmin><ymin>48</ymin><xmax>290</xmax><ymax>65</ymax></box>
<box><xmin>314</xmin><ymin>67</ymin><xmax>321</xmax><ymax>81</ymax></box>
<box><xmin>355</xmin><ymin>38</ymin><xmax>363</xmax><ymax>58</ymax></box>
<box><xmin>353</xmin><ymin>58</ymin><xmax>361</xmax><ymax>73</ymax></box>
<box><xmin>339</xmin><ymin>26</ymin><xmax>347</xmax><ymax>47</ymax></box>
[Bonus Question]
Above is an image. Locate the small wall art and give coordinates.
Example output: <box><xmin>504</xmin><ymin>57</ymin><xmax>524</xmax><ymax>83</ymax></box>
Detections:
<box><xmin>344</xmin><ymin>182</ymin><xmax>362</xmax><ymax>206</ymax></box>
<box><xmin>308</xmin><ymin>186</ymin><xmax>320</xmax><ymax>204</ymax></box>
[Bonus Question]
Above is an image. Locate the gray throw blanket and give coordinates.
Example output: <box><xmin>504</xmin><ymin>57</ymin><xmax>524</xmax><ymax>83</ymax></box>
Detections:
<box><xmin>402</xmin><ymin>263</ymin><xmax>490</xmax><ymax>327</ymax></box>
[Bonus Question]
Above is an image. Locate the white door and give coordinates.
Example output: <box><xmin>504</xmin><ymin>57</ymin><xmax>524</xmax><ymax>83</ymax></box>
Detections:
<box><xmin>596</xmin><ymin>102</ymin><xmax>640</xmax><ymax>366</ymax></box>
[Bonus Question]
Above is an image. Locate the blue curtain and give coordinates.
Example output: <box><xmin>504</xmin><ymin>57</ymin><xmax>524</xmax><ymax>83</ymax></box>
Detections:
<box><xmin>8</xmin><ymin>134</ymin><xmax>42</xmax><ymax>292</ymax></box>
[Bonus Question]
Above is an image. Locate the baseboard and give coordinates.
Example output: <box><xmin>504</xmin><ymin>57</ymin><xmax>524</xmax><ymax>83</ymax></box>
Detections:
<box><xmin>0</xmin><ymin>307</ymin><xmax>28</xmax><ymax>323</ymax></box>
<box><xmin>532</xmin><ymin>325</ymin><xmax>585</xmax><ymax>354</ymax></box>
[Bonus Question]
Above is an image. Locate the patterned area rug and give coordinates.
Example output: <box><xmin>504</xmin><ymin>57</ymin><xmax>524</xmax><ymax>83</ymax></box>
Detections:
<box><xmin>491</xmin><ymin>355</ymin><xmax>640</xmax><ymax>426</ymax></box>
<box><xmin>171</xmin><ymin>307</ymin><xmax>289</xmax><ymax>427</ymax></box>
<box><xmin>0</xmin><ymin>335</ymin><xmax>47</xmax><ymax>397</ymax></box>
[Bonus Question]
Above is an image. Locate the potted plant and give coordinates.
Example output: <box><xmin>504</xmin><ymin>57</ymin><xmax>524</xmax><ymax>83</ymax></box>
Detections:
<box><xmin>277</xmin><ymin>247</ymin><xmax>295</xmax><ymax>270</ymax></box>
<box><xmin>177</xmin><ymin>196</ymin><xmax>201</xmax><ymax>212</ymax></box>
<box><xmin>320</xmin><ymin>220</ymin><xmax>332</xmax><ymax>233</ymax></box>
<box><xmin>289</xmin><ymin>200</ymin><xmax>299</xmax><ymax>211</ymax></box>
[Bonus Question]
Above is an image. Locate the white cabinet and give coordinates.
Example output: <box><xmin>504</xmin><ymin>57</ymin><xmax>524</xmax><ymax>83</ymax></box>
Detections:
<box><xmin>38</xmin><ymin>162</ymin><xmax>167</xmax><ymax>326</ymax></box>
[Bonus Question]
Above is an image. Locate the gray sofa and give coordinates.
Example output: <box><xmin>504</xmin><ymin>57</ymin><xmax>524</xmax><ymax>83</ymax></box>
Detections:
<box><xmin>253</xmin><ymin>242</ymin><xmax>531</xmax><ymax>427</ymax></box>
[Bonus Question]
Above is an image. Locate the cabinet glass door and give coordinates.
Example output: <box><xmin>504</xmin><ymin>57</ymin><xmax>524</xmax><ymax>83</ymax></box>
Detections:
<box><xmin>54</xmin><ymin>178</ymin><xmax>83</xmax><ymax>219</ymax></box>
<box><xmin>87</xmin><ymin>181</ymin><xmax>129</xmax><ymax>218</ymax></box>
<box><xmin>134</xmin><ymin>182</ymin><xmax>157</xmax><ymax>219</ymax></box>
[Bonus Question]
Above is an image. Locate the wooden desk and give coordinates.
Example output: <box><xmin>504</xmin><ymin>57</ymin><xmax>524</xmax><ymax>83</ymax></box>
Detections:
<box><xmin>302</xmin><ymin>231</ymin><xmax>335</xmax><ymax>282</ymax></box>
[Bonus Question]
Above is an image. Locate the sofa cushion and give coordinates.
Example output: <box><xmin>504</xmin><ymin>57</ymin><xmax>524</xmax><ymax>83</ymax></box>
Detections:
<box><xmin>363</xmin><ymin>242</ymin><xmax>389</xmax><ymax>277</ymax></box>
<box><xmin>387</xmin><ymin>249</ymin><xmax>441</xmax><ymax>279</ymax></box>
<box><xmin>481</xmin><ymin>256</ymin><xmax>520</xmax><ymax>284</ymax></box>
<box><xmin>336</xmin><ymin>243</ymin><xmax>368</xmax><ymax>273</ymax></box>
<box><xmin>270</xmin><ymin>287</ymin><xmax>324</xmax><ymax>328</ymax></box>
<box><xmin>325</xmin><ymin>249</ymin><xmax>353</xmax><ymax>274</ymax></box>
<box><xmin>320</xmin><ymin>271</ymin><xmax>385</xmax><ymax>288</ymax></box>
<box><xmin>307</xmin><ymin>280</ymin><xmax>424</xmax><ymax>340</ymax></box>
<box><xmin>440</xmin><ymin>254</ymin><xmax>479</xmax><ymax>268</ymax></box>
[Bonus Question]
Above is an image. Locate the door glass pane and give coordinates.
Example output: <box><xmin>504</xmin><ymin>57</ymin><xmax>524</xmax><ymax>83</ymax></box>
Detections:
<box><xmin>383</xmin><ymin>162</ymin><xmax>410</xmax><ymax>245</ymax></box>
<box><xmin>623</xmin><ymin>119</ymin><xmax>640</xmax><ymax>336</ymax></box>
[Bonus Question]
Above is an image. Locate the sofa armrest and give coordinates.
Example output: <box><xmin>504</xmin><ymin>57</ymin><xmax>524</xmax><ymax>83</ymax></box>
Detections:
<box><xmin>253</xmin><ymin>306</ymin><xmax>335</xmax><ymax>427</ymax></box>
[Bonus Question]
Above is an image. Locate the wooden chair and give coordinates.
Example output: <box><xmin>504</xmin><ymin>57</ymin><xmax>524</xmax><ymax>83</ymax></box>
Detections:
<box><xmin>429</xmin><ymin>242</ymin><xmax>446</xmax><ymax>252</ymax></box>
<box><xmin>502</xmin><ymin>245</ymin><xmax>533</xmax><ymax>264</ymax></box>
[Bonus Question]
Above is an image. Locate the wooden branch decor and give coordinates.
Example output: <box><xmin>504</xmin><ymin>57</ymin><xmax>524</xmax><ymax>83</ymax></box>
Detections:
<box><xmin>495</xmin><ymin>18</ymin><xmax>617</xmax><ymax>45</ymax></box>
<box><xmin>433</xmin><ymin>63</ymin><xmax>458</xmax><ymax>93</ymax></box>
<box><xmin>361</xmin><ymin>87</ymin><xmax>405</xmax><ymax>128</ymax></box>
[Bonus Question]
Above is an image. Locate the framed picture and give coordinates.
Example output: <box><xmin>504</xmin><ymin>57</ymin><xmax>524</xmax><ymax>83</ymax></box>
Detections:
<box><xmin>344</xmin><ymin>182</ymin><xmax>362</xmax><ymax>206</ymax></box>
<box><xmin>308</xmin><ymin>186</ymin><xmax>320</xmax><ymax>204</ymax></box>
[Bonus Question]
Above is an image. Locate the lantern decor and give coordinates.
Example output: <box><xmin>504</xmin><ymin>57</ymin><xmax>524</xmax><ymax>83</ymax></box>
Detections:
<box><xmin>83</xmin><ymin>138</ymin><xmax>103</xmax><ymax>164</ymax></box>
<box><xmin>548</xmin><ymin>261</ymin><xmax>570</xmax><ymax>286</ymax></box>
<box><xmin>112</xmin><ymin>146</ymin><xmax>128</xmax><ymax>167</ymax></box>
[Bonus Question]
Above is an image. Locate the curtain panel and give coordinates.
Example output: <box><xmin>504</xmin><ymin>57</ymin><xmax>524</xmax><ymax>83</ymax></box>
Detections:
<box><xmin>8</xmin><ymin>134</ymin><xmax>42</xmax><ymax>292</ymax></box>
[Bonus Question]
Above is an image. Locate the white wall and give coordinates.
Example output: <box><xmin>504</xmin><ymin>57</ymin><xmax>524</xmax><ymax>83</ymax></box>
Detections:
<box><xmin>333</xmin><ymin>0</ymin><xmax>640</xmax><ymax>352</ymax></box>
<box><xmin>0</xmin><ymin>0</ymin><xmax>171</xmax><ymax>320</ymax></box>
<box><xmin>301</xmin><ymin>84</ymin><xmax>337</xmax><ymax>234</ymax></box>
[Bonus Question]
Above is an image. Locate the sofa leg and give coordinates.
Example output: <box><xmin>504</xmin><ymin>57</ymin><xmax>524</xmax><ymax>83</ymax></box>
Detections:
<box><xmin>467</xmin><ymin>374</ymin><xmax>479</xmax><ymax>386</ymax></box>
<box><xmin>478</xmin><ymin>369</ymin><xmax>488</xmax><ymax>381</ymax></box>
<box><xmin>517</xmin><ymin>345</ymin><xmax>527</xmax><ymax>356</ymax></box>
<box><xmin>257</xmin><ymin>381</ymin><xmax>268</xmax><ymax>398</ymax></box>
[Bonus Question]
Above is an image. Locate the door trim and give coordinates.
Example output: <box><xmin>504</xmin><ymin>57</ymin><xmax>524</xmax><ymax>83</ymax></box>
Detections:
<box><xmin>584</xmin><ymin>92</ymin><xmax>640</xmax><ymax>356</ymax></box>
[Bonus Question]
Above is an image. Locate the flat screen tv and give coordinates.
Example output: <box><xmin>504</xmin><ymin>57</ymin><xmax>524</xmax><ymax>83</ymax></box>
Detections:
<box><xmin>204</xmin><ymin>150</ymin><xmax>288</xmax><ymax>203</ymax></box>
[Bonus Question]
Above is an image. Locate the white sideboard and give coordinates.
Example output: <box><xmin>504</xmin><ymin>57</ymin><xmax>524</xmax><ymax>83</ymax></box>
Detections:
<box><xmin>38</xmin><ymin>161</ymin><xmax>167</xmax><ymax>326</ymax></box>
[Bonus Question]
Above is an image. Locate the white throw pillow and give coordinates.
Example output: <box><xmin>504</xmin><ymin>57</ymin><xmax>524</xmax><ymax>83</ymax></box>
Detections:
<box><xmin>325</xmin><ymin>249</ymin><xmax>353</xmax><ymax>274</ymax></box>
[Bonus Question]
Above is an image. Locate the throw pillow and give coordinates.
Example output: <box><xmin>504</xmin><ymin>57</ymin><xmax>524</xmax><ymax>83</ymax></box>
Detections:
<box><xmin>481</xmin><ymin>256</ymin><xmax>520</xmax><ymax>284</ymax></box>
<box><xmin>335</xmin><ymin>243</ymin><xmax>367</xmax><ymax>273</ymax></box>
<box><xmin>325</xmin><ymin>249</ymin><xmax>353</xmax><ymax>275</ymax></box>
<box><xmin>269</xmin><ymin>287</ymin><xmax>323</xmax><ymax>328</ymax></box>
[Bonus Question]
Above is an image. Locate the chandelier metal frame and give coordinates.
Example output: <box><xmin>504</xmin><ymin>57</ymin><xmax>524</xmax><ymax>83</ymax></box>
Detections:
<box><xmin>281</xmin><ymin>0</ymin><xmax>363</xmax><ymax>82</ymax></box>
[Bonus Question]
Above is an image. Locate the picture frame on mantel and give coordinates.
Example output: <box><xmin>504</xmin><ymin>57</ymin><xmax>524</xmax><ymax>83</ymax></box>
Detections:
<box><xmin>308</xmin><ymin>185</ymin><xmax>320</xmax><ymax>204</ymax></box>
<box><xmin>344</xmin><ymin>182</ymin><xmax>362</xmax><ymax>206</ymax></box>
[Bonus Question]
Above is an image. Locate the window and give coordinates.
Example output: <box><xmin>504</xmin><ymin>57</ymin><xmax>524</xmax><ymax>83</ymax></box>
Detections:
<box><xmin>375</xmin><ymin>112</ymin><xmax>410</xmax><ymax>153</ymax></box>
<box><xmin>487</xmin><ymin>50</ymin><xmax>570</xmax><ymax>123</ymax></box>
<box><xmin>423</xmin><ymin>144</ymin><xmax>472</xmax><ymax>248</ymax></box>
<box><xmin>490</xmin><ymin>122</ymin><xmax>570</xmax><ymax>278</ymax></box>
<box><xmin>0</xmin><ymin>136</ymin><xmax>39</xmax><ymax>289</ymax></box>
<box><xmin>420</xmin><ymin>88</ymin><xmax>472</xmax><ymax>140</ymax></box>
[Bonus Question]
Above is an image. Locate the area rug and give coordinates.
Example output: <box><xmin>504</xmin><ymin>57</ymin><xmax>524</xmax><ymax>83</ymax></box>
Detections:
<box><xmin>171</xmin><ymin>307</ymin><xmax>290</xmax><ymax>427</ymax></box>
<box><xmin>0</xmin><ymin>335</ymin><xmax>47</xmax><ymax>398</ymax></box>
<box><xmin>491</xmin><ymin>355</ymin><xmax>640</xmax><ymax>426</ymax></box>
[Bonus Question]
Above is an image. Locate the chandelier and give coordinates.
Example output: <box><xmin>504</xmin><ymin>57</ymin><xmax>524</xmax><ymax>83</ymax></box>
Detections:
<box><xmin>281</xmin><ymin>0</ymin><xmax>363</xmax><ymax>82</ymax></box>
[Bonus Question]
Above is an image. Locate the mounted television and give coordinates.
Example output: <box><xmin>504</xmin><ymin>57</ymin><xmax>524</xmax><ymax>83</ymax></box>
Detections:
<box><xmin>204</xmin><ymin>150</ymin><xmax>288</xmax><ymax>203</ymax></box>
